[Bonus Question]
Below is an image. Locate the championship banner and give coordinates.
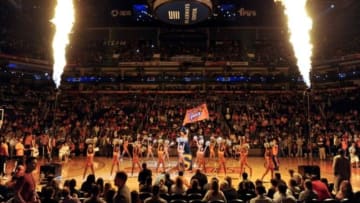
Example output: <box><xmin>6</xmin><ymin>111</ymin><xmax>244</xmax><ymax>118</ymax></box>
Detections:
<box><xmin>183</xmin><ymin>103</ymin><xmax>209</xmax><ymax>125</ymax></box>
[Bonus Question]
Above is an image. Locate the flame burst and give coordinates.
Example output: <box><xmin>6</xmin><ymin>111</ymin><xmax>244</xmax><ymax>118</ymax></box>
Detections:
<box><xmin>275</xmin><ymin>0</ymin><xmax>313</xmax><ymax>87</ymax></box>
<box><xmin>51</xmin><ymin>0</ymin><xmax>75</xmax><ymax>88</ymax></box>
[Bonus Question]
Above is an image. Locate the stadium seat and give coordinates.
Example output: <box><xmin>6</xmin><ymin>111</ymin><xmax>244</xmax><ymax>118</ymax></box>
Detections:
<box><xmin>208</xmin><ymin>200</ymin><xmax>225</xmax><ymax>203</ymax></box>
<box><xmin>170</xmin><ymin>199</ymin><xmax>187</xmax><ymax>203</ymax></box>
<box><xmin>340</xmin><ymin>198</ymin><xmax>350</xmax><ymax>203</ymax></box>
<box><xmin>229</xmin><ymin>199</ymin><xmax>244</xmax><ymax>203</ymax></box>
<box><xmin>189</xmin><ymin>200</ymin><xmax>204</xmax><ymax>203</ymax></box>
<box><xmin>323</xmin><ymin>198</ymin><xmax>340</xmax><ymax>203</ymax></box>
<box><xmin>172</xmin><ymin>193</ymin><xmax>187</xmax><ymax>200</ymax></box>
<box><xmin>139</xmin><ymin>192</ymin><xmax>152</xmax><ymax>201</ymax></box>
<box><xmin>160</xmin><ymin>193</ymin><xmax>170</xmax><ymax>202</ymax></box>
<box><xmin>187</xmin><ymin>193</ymin><xmax>203</xmax><ymax>201</ymax></box>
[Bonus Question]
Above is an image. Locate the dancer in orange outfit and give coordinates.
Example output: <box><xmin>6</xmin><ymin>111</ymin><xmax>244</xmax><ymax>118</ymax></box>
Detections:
<box><xmin>131</xmin><ymin>144</ymin><xmax>141</xmax><ymax>176</ymax></box>
<box><xmin>83</xmin><ymin>144</ymin><xmax>95</xmax><ymax>179</ymax></box>
<box><xmin>163</xmin><ymin>140</ymin><xmax>170</xmax><ymax>163</ymax></box>
<box><xmin>209</xmin><ymin>141</ymin><xmax>215</xmax><ymax>159</ymax></box>
<box><xmin>121</xmin><ymin>137</ymin><xmax>132</xmax><ymax>160</ymax></box>
<box><xmin>146</xmin><ymin>141</ymin><xmax>155</xmax><ymax>161</ymax></box>
<box><xmin>156</xmin><ymin>144</ymin><xmax>166</xmax><ymax>173</ymax></box>
<box><xmin>196</xmin><ymin>146</ymin><xmax>206</xmax><ymax>172</ymax></box>
<box><xmin>217</xmin><ymin>143</ymin><xmax>227</xmax><ymax>175</ymax></box>
<box><xmin>110</xmin><ymin>144</ymin><xmax>120</xmax><ymax>176</ymax></box>
<box><xmin>261</xmin><ymin>146</ymin><xmax>275</xmax><ymax>180</ymax></box>
<box><xmin>239</xmin><ymin>142</ymin><xmax>252</xmax><ymax>177</ymax></box>
<box><xmin>177</xmin><ymin>144</ymin><xmax>185</xmax><ymax>171</ymax></box>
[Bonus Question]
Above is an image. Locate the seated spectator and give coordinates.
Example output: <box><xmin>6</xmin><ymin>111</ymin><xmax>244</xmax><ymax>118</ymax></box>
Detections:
<box><xmin>69</xmin><ymin>179</ymin><xmax>80</xmax><ymax>198</ymax></box>
<box><xmin>289</xmin><ymin>169</ymin><xmax>303</xmax><ymax>188</ymax></box>
<box><xmin>249</xmin><ymin>185</ymin><xmax>272</xmax><ymax>203</ymax></box>
<box><xmin>140</xmin><ymin>177</ymin><xmax>153</xmax><ymax>193</ymax></box>
<box><xmin>267</xmin><ymin>179</ymin><xmax>278</xmax><ymax>199</ymax></box>
<box><xmin>298</xmin><ymin>179</ymin><xmax>318</xmax><ymax>203</ymax></box>
<box><xmin>288</xmin><ymin>178</ymin><xmax>301</xmax><ymax>198</ymax></box>
<box><xmin>158</xmin><ymin>179</ymin><xmax>168</xmax><ymax>194</ymax></box>
<box><xmin>41</xmin><ymin>179</ymin><xmax>61</xmax><ymax>201</ymax></box>
<box><xmin>254</xmin><ymin>179</ymin><xmax>263</xmax><ymax>187</ymax></box>
<box><xmin>220</xmin><ymin>180</ymin><xmax>238</xmax><ymax>201</ymax></box>
<box><xmin>144</xmin><ymin>185</ymin><xmax>167</xmax><ymax>203</ymax></box>
<box><xmin>42</xmin><ymin>186</ymin><xmax>58</xmax><ymax>203</ymax></box>
<box><xmin>176</xmin><ymin>171</ymin><xmax>190</xmax><ymax>188</ymax></box>
<box><xmin>131</xmin><ymin>190</ymin><xmax>142</xmax><ymax>203</ymax></box>
<box><xmin>224</xmin><ymin>176</ymin><xmax>236</xmax><ymax>192</ymax></box>
<box><xmin>191</xmin><ymin>169</ymin><xmax>208</xmax><ymax>190</ymax></box>
<box><xmin>335</xmin><ymin>180</ymin><xmax>354</xmax><ymax>201</ymax></box>
<box><xmin>164</xmin><ymin>173</ymin><xmax>174</xmax><ymax>192</ymax></box>
<box><xmin>311</xmin><ymin>176</ymin><xmax>332</xmax><ymax>201</ymax></box>
<box><xmin>5</xmin><ymin>165</ymin><xmax>25</xmax><ymax>189</ymax></box>
<box><xmin>274</xmin><ymin>172</ymin><xmax>287</xmax><ymax>186</ymax></box>
<box><xmin>81</xmin><ymin>174</ymin><xmax>96</xmax><ymax>196</ymax></box>
<box><xmin>238</xmin><ymin>172</ymin><xmax>255</xmax><ymax>198</ymax></box>
<box><xmin>202</xmin><ymin>179</ymin><xmax>227</xmax><ymax>203</ymax></box>
<box><xmin>83</xmin><ymin>184</ymin><xmax>106</xmax><ymax>203</ymax></box>
<box><xmin>186</xmin><ymin>178</ymin><xmax>202</xmax><ymax>195</ymax></box>
<box><xmin>171</xmin><ymin>177</ymin><xmax>186</xmax><ymax>194</ymax></box>
<box><xmin>96</xmin><ymin>178</ymin><xmax>104</xmax><ymax>197</ymax></box>
<box><xmin>103</xmin><ymin>183</ymin><xmax>116</xmax><ymax>203</ymax></box>
<box><xmin>273</xmin><ymin>184</ymin><xmax>296</xmax><ymax>203</ymax></box>
<box><xmin>60</xmin><ymin>187</ymin><xmax>81</xmax><ymax>203</ymax></box>
<box><xmin>138</xmin><ymin>163</ymin><xmax>152</xmax><ymax>187</ymax></box>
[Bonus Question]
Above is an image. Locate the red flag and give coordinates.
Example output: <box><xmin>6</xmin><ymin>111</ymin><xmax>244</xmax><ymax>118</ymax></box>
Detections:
<box><xmin>183</xmin><ymin>103</ymin><xmax>209</xmax><ymax>125</ymax></box>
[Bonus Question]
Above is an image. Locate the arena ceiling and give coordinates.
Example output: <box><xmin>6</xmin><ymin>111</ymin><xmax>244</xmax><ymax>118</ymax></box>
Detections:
<box><xmin>2</xmin><ymin>0</ymin><xmax>360</xmax><ymax>28</ymax></box>
<box><xmin>2</xmin><ymin>0</ymin><xmax>358</xmax><ymax>45</ymax></box>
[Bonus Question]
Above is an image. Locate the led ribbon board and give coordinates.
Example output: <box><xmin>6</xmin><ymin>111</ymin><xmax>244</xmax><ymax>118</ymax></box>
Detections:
<box><xmin>153</xmin><ymin>0</ymin><xmax>212</xmax><ymax>25</ymax></box>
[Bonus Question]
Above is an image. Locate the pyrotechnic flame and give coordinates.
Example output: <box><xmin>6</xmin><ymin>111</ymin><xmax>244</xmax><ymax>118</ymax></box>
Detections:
<box><xmin>51</xmin><ymin>0</ymin><xmax>75</xmax><ymax>88</ymax></box>
<box><xmin>275</xmin><ymin>0</ymin><xmax>313</xmax><ymax>87</ymax></box>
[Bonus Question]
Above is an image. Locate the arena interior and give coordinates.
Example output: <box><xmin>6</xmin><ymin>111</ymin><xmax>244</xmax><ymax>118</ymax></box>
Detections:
<box><xmin>1</xmin><ymin>0</ymin><xmax>360</xmax><ymax>203</ymax></box>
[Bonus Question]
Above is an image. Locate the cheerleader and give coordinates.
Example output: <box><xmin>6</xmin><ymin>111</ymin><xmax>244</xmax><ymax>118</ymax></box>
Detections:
<box><xmin>349</xmin><ymin>142</ymin><xmax>359</xmax><ymax>168</ymax></box>
<box><xmin>239</xmin><ymin>143</ymin><xmax>252</xmax><ymax>177</ymax></box>
<box><xmin>163</xmin><ymin>140</ymin><xmax>170</xmax><ymax>163</ymax></box>
<box><xmin>196</xmin><ymin>146</ymin><xmax>206</xmax><ymax>172</ymax></box>
<box><xmin>121</xmin><ymin>137</ymin><xmax>132</xmax><ymax>160</ymax></box>
<box><xmin>156</xmin><ymin>144</ymin><xmax>166</xmax><ymax>173</ymax></box>
<box><xmin>146</xmin><ymin>141</ymin><xmax>155</xmax><ymax>161</ymax></box>
<box><xmin>261</xmin><ymin>146</ymin><xmax>275</xmax><ymax>180</ymax></box>
<box><xmin>58</xmin><ymin>142</ymin><xmax>70</xmax><ymax>162</ymax></box>
<box><xmin>83</xmin><ymin>144</ymin><xmax>95</xmax><ymax>179</ymax></box>
<box><xmin>209</xmin><ymin>141</ymin><xmax>216</xmax><ymax>159</ymax></box>
<box><xmin>272</xmin><ymin>139</ymin><xmax>279</xmax><ymax>170</ymax></box>
<box><xmin>110</xmin><ymin>144</ymin><xmax>121</xmax><ymax>176</ymax></box>
<box><xmin>131</xmin><ymin>144</ymin><xmax>141</xmax><ymax>176</ymax></box>
<box><xmin>177</xmin><ymin>144</ymin><xmax>185</xmax><ymax>171</ymax></box>
<box><xmin>217</xmin><ymin>143</ymin><xmax>227</xmax><ymax>175</ymax></box>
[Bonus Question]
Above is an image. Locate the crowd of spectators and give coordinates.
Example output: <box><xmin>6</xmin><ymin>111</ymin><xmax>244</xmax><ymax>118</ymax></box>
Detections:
<box><xmin>1</xmin><ymin>78</ymin><xmax>360</xmax><ymax>160</ymax></box>
<box><xmin>1</xmin><ymin>157</ymin><xmax>359</xmax><ymax>203</ymax></box>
